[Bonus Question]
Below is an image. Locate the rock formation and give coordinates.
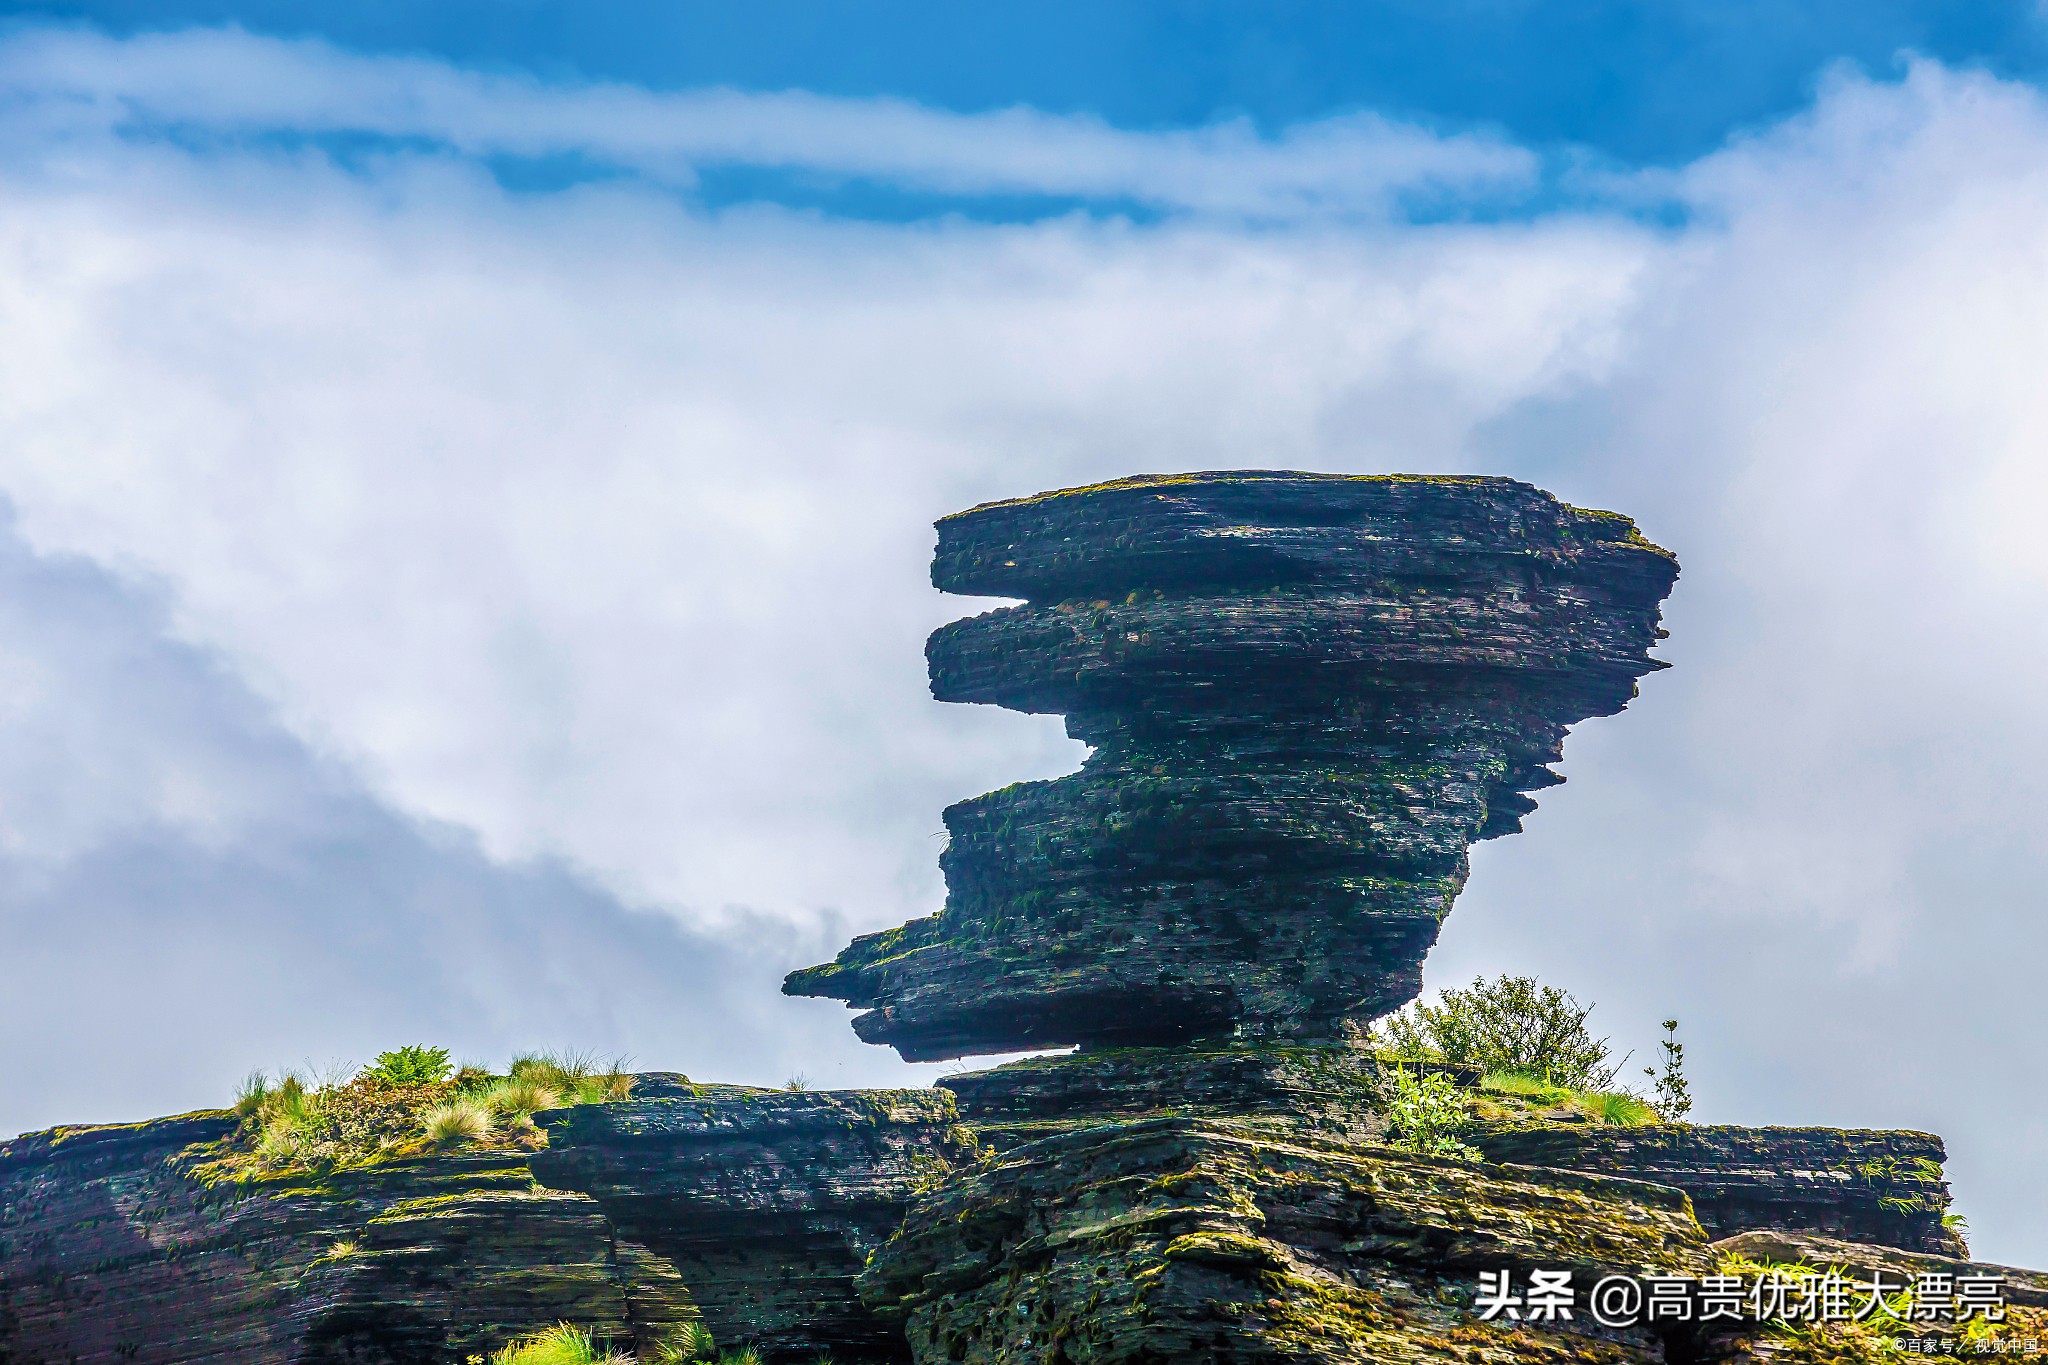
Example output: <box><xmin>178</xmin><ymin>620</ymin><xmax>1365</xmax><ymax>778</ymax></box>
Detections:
<box><xmin>860</xmin><ymin>1117</ymin><xmax>1714</xmax><ymax>1365</ymax></box>
<box><xmin>0</xmin><ymin>1109</ymin><xmax>698</xmax><ymax>1361</ymax></box>
<box><xmin>7</xmin><ymin>468</ymin><xmax>2042</xmax><ymax>1365</ymax></box>
<box><xmin>531</xmin><ymin>1089</ymin><xmax>975</xmax><ymax>1362</ymax></box>
<box><xmin>787</xmin><ymin>471</ymin><xmax>1679</xmax><ymax>1059</ymax></box>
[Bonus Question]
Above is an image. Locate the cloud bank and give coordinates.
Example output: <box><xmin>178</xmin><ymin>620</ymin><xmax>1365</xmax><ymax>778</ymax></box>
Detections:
<box><xmin>0</xmin><ymin>31</ymin><xmax>2044</xmax><ymax>1260</ymax></box>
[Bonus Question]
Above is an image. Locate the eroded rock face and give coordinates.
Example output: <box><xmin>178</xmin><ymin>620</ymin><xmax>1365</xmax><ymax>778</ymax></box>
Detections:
<box><xmin>861</xmin><ymin>1116</ymin><xmax>1711</xmax><ymax>1365</ymax></box>
<box><xmin>531</xmin><ymin>1089</ymin><xmax>976</xmax><ymax>1363</ymax></box>
<box><xmin>0</xmin><ymin>1112</ymin><xmax>697</xmax><ymax>1364</ymax></box>
<box><xmin>786</xmin><ymin>472</ymin><xmax>1678</xmax><ymax>1060</ymax></box>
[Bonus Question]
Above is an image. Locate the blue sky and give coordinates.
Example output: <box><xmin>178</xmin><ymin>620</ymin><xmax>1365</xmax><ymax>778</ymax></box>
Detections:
<box><xmin>1</xmin><ymin>1</ymin><xmax>2046</xmax><ymax>1263</ymax></box>
<box><xmin>15</xmin><ymin>1</ymin><xmax>2048</xmax><ymax>172</ymax></box>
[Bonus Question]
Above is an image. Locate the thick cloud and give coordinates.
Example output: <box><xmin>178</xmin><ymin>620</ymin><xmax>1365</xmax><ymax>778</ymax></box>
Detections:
<box><xmin>0</xmin><ymin>514</ymin><xmax>952</xmax><ymax>1134</ymax></box>
<box><xmin>0</xmin><ymin>33</ymin><xmax>2043</xmax><ymax>1260</ymax></box>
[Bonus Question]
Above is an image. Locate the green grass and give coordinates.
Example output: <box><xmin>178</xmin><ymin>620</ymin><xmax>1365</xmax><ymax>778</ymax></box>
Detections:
<box><xmin>491</xmin><ymin>1324</ymin><xmax>629</xmax><ymax>1365</ymax></box>
<box><xmin>1478</xmin><ymin>1070</ymin><xmax>1661</xmax><ymax>1126</ymax></box>
<box><xmin>422</xmin><ymin>1098</ymin><xmax>493</xmax><ymax>1145</ymax></box>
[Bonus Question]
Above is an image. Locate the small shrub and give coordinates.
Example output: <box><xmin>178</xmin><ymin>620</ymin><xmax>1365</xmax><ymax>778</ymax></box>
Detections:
<box><xmin>423</xmin><ymin>1098</ymin><xmax>493</xmax><ymax>1145</ymax></box>
<box><xmin>364</xmin><ymin>1045</ymin><xmax>454</xmax><ymax>1087</ymax></box>
<box><xmin>1382</xmin><ymin>1065</ymin><xmax>1481</xmax><ymax>1162</ymax></box>
<box><xmin>783</xmin><ymin>1073</ymin><xmax>811</xmax><ymax>1092</ymax></box>
<box><xmin>1370</xmin><ymin>974</ymin><xmax>1619</xmax><ymax>1089</ymax></box>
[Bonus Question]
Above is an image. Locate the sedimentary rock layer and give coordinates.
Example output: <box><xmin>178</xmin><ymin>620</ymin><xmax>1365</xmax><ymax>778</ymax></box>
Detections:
<box><xmin>1467</xmin><ymin>1123</ymin><xmax>1967</xmax><ymax>1256</ymax></box>
<box><xmin>0</xmin><ymin>1111</ymin><xmax>697</xmax><ymax>1363</ymax></box>
<box><xmin>936</xmin><ymin>1042</ymin><xmax>1395</xmax><ymax>1150</ymax></box>
<box><xmin>532</xmin><ymin>1089</ymin><xmax>976</xmax><ymax>1363</ymax></box>
<box><xmin>788</xmin><ymin>472</ymin><xmax>1678</xmax><ymax>1059</ymax></box>
<box><xmin>860</xmin><ymin>1115</ymin><xmax>1711</xmax><ymax>1365</ymax></box>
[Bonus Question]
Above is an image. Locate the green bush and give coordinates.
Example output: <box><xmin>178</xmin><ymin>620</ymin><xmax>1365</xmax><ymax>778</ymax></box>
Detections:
<box><xmin>363</xmin><ymin>1045</ymin><xmax>454</xmax><ymax>1087</ymax></box>
<box><xmin>1370</xmin><ymin>974</ymin><xmax>1619</xmax><ymax>1089</ymax></box>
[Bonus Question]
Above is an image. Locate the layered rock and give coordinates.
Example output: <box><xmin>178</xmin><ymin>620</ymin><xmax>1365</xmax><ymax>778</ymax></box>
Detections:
<box><xmin>936</xmin><ymin>1042</ymin><xmax>1393</xmax><ymax>1151</ymax></box>
<box><xmin>0</xmin><ymin>1110</ymin><xmax>697</xmax><ymax>1363</ymax></box>
<box><xmin>531</xmin><ymin>1089</ymin><xmax>976</xmax><ymax>1362</ymax></box>
<box><xmin>787</xmin><ymin>472</ymin><xmax>1678</xmax><ymax>1059</ymax></box>
<box><xmin>1467</xmin><ymin>1124</ymin><xmax>1966</xmax><ymax>1256</ymax></box>
<box><xmin>860</xmin><ymin>1116</ymin><xmax>1712</xmax><ymax>1365</ymax></box>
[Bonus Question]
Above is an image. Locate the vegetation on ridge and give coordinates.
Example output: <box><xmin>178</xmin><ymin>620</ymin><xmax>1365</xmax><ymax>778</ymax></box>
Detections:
<box><xmin>231</xmin><ymin>1047</ymin><xmax>639</xmax><ymax>1172</ymax></box>
<box><xmin>1370</xmin><ymin>972</ymin><xmax>1693</xmax><ymax>1122</ymax></box>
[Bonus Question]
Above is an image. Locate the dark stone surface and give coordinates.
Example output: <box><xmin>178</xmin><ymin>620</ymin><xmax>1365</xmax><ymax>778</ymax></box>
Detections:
<box><xmin>0</xmin><ymin>1110</ymin><xmax>696</xmax><ymax>1364</ymax></box>
<box><xmin>937</xmin><ymin>1042</ymin><xmax>1399</xmax><ymax>1150</ymax></box>
<box><xmin>531</xmin><ymin>1089</ymin><xmax>978</xmax><ymax>1363</ymax></box>
<box><xmin>787</xmin><ymin>472</ymin><xmax>1678</xmax><ymax>1060</ymax></box>
<box><xmin>861</xmin><ymin>1115</ymin><xmax>1710</xmax><ymax>1365</ymax></box>
<box><xmin>1468</xmin><ymin>1123</ymin><xmax>1967</xmax><ymax>1256</ymax></box>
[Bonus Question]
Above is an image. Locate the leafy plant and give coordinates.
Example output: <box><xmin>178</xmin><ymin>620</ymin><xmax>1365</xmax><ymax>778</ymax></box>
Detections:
<box><xmin>1369</xmin><ymin>974</ymin><xmax>1619</xmax><ymax>1089</ymax></box>
<box><xmin>364</xmin><ymin>1045</ymin><xmax>454</xmax><ymax>1087</ymax></box>
<box><xmin>1643</xmin><ymin>1019</ymin><xmax>1693</xmax><ymax>1121</ymax></box>
<box><xmin>1382</xmin><ymin>1065</ymin><xmax>1482</xmax><ymax>1162</ymax></box>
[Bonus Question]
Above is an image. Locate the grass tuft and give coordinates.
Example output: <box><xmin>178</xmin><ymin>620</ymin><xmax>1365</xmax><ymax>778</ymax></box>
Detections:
<box><xmin>484</xmin><ymin>1077</ymin><xmax>562</xmax><ymax>1122</ymax></box>
<box><xmin>490</xmin><ymin>1323</ymin><xmax>631</xmax><ymax>1365</ymax></box>
<box><xmin>422</xmin><ymin>1098</ymin><xmax>493</xmax><ymax>1145</ymax></box>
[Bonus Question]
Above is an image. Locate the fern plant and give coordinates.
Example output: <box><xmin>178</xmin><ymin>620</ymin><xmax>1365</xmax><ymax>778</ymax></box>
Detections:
<box><xmin>363</xmin><ymin>1045</ymin><xmax>454</xmax><ymax>1087</ymax></box>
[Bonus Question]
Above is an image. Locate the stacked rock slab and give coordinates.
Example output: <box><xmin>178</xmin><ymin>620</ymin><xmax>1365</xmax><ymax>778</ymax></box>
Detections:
<box><xmin>787</xmin><ymin>471</ymin><xmax>1679</xmax><ymax>1058</ymax></box>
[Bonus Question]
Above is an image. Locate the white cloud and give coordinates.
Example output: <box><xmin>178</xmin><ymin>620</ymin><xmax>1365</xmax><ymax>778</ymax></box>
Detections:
<box><xmin>0</xmin><ymin>514</ymin><xmax>949</xmax><ymax>1138</ymax></box>
<box><xmin>0</xmin><ymin>26</ymin><xmax>1535</xmax><ymax>218</ymax></box>
<box><xmin>0</xmin><ymin>31</ymin><xmax>2045</xmax><ymax>1261</ymax></box>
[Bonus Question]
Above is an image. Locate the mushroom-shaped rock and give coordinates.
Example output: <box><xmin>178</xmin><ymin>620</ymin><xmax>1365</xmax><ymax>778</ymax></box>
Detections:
<box><xmin>786</xmin><ymin>472</ymin><xmax>1677</xmax><ymax>1061</ymax></box>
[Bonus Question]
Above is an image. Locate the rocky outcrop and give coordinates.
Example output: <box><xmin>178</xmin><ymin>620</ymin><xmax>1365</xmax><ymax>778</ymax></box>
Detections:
<box><xmin>0</xmin><ymin>1111</ymin><xmax>697</xmax><ymax>1363</ymax></box>
<box><xmin>937</xmin><ymin>1042</ymin><xmax>1392</xmax><ymax>1151</ymax></box>
<box><xmin>860</xmin><ymin>1116</ymin><xmax>1711</xmax><ymax>1365</ymax></box>
<box><xmin>1467</xmin><ymin>1124</ymin><xmax>1965</xmax><ymax>1256</ymax></box>
<box><xmin>531</xmin><ymin>1089</ymin><xmax>976</xmax><ymax>1363</ymax></box>
<box><xmin>787</xmin><ymin>472</ymin><xmax>1678</xmax><ymax>1060</ymax></box>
